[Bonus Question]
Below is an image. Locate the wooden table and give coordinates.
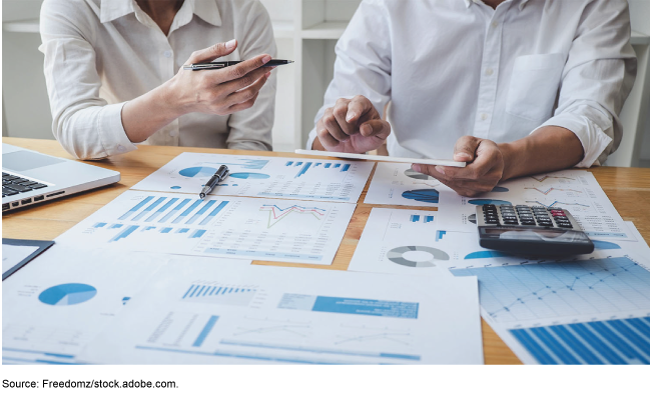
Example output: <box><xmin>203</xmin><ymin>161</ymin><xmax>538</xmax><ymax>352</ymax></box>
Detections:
<box><xmin>4</xmin><ymin>137</ymin><xmax>650</xmax><ymax>364</ymax></box>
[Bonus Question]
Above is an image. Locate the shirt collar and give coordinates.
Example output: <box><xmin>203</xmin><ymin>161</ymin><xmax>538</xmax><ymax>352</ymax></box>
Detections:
<box><xmin>463</xmin><ymin>0</ymin><xmax>530</xmax><ymax>11</ymax></box>
<box><xmin>99</xmin><ymin>0</ymin><xmax>221</xmax><ymax>27</ymax></box>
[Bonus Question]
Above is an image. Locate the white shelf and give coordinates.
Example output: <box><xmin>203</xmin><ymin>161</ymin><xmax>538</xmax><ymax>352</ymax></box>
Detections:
<box><xmin>272</xmin><ymin>20</ymin><xmax>294</xmax><ymax>39</ymax></box>
<box><xmin>632</xmin><ymin>30</ymin><xmax>650</xmax><ymax>46</ymax></box>
<box><xmin>3</xmin><ymin>18</ymin><xmax>40</xmax><ymax>33</ymax></box>
<box><xmin>301</xmin><ymin>22</ymin><xmax>348</xmax><ymax>40</ymax></box>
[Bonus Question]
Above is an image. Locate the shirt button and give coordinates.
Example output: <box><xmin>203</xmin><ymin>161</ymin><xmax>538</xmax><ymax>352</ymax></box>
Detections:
<box><xmin>481</xmin><ymin>113</ymin><xmax>488</xmax><ymax>121</ymax></box>
<box><xmin>117</xmin><ymin>145</ymin><xmax>126</xmax><ymax>152</ymax></box>
<box><xmin>492</xmin><ymin>21</ymin><xmax>499</xmax><ymax>28</ymax></box>
<box><xmin>486</xmin><ymin>68</ymin><xmax>494</xmax><ymax>76</ymax></box>
<box><xmin>164</xmin><ymin>50</ymin><xmax>172</xmax><ymax>58</ymax></box>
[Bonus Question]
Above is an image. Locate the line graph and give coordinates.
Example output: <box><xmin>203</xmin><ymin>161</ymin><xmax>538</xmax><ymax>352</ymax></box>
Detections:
<box><xmin>530</xmin><ymin>175</ymin><xmax>576</xmax><ymax>183</ymax></box>
<box><xmin>233</xmin><ymin>317</ymin><xmax>311</xmax><ymax>339</ymax></box>
<box><xmin>259</xmin><ymin>204</ymin><xmax>326</xmax><ymax>228</ymax></box>
<box><xmin>335</xmin><ymin>325</ymin><xmax>412</xmax><ymax>346</ymax></box>
<box><xmin>524</xmin><ymin>187</ymin><xmax>583</xmax><ymax>195</ymax></box>
<box><xmin>451</xmin><ymin>256</ymin><xmax>650</xmax><ymax>323</ymax></box>
<box><xmin>526</xmin><ymin>200</ymin><xmax>591</xmax><ymax>209</ymax></box>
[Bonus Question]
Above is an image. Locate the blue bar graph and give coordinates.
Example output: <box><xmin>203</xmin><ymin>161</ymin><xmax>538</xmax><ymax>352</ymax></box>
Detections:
<box><xmin>186</xmin><ymin>200</ymin><xmax>216</xmax><ymax>225</ymax></box>
<box><xmin>146</xmin><ymin>198</ymin><xmax>178</xmax><ymax>222</ymax></box>
<box><xmin>191</xmin><ymin>229</ymin><xmax>207</xmax><ymax>239</ymax></box>
<box><xmin>160</xmin><ymin>227</ymin><xmax>172</xmax><ymax>234</ymax></box>
<box><xmin>295</xmin><ymin>162</ymin><xmax>303</xmax><ymax>166</ymax></box>
<box><xmin>109</xmin><ymin>224</ymin><xmax>123</xmax><ymax>229</ymax></box>
<box><xmin>192</xmin><ymin>316</ymin><xmax>219</xmax><ymax>347</ymax></box>
<box><xmin>341</xmin><ymin>164</ymin><xmax>350</xmax><ymax>172</ymax></box>
<box><xmin>172</xmin><ymin>200</ymin><xmax>202</xmax><ymax>224</ymax></box>
<box><xmin>119</xmin><ymin>196</ymin><xmax>154</xmax><ymax>220</ymax></box>
<box><xmin>510</xmin><ymin>317</ymin><xmax>650</xmax><ymax>364</ymax></box>
<box><xmin>177</xmin><ymin>228</ymin><xmax>189</xmax><ymax>234</ymax></box>
<box><xmin>296</xmin><ymin>162</ymin><xmax>312</xmax><ymax>178</ymax></box>
<box><xmin>93</xmin><ymin>222</ymin><xmax>107</xmax><ymax>228</ymax></box>
<box><xmin>159</xmin><ymin>199</ymin><xmax>191</xmax><ymax>223</ymax></box>
<box><xmin>435</xmin><ymin>230</ymin><xmax>446</xmax><ymax>241</ymax></box>
<box><xmin>285</xmin><ymin>161</ymin><xmax>294</xmax><ymax>166</ymax></box>
<box><xmin>324</xmin><ymin>163</ymin><xmax>331</xmax><ymax>169</ymax></box>
<box><xmin>143</xmin><ymin>226</ymin><xmax>156</xmax><ymax>231</ymax></box>
<box><xmin>425</xmin><ymin>216</ymin><xmax>434</xmax><ymax>223</ymax></box>
<box><xmin>333</xmin><ymin>163</ymin><xmax>341</xmax><ymax>168</ymax></box>
<box><xmin>132</xmin><ymin>197</ymin><xmax>166</xmax><ymax>221</ymax></box>
<box><xmin>199</xmin><ymin>201</ymin><xmax>229</xmax><ymax>225</ymax></box>
<box><xmin>410</xmin><ymin>215</ymin><xmax>420</xmax><ymax>223</ymax></box>
<box><xmin>110</xmin><ymin>225</ymin><xmax>139</xmax><ymax>242</ymax></box>
<box><xmin>314</xmin><ymin>163</ymin><xmax>321</xmax><ymax>167</ymax></box>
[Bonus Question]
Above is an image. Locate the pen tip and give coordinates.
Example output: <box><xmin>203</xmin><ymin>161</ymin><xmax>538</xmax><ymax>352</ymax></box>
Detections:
<box><xmin>199</xmin><ymin>193</ymin><xmax>205</xmax><ymax>199</ymax></box>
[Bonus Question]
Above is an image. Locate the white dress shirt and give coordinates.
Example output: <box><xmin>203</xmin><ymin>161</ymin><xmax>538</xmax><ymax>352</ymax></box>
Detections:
<box><xmin>40</xmin><ymin>0</ymin><xmax>277</xmax><ymax>160</ymax></box>
<box><xmin>307</xmin><ymin>0</ymin><xmax>637</xmax><ymax>167</ymax></box>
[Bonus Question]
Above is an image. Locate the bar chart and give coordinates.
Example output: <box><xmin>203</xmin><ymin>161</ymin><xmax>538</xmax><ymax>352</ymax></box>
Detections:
<box><xmin>57</xmin><ymin>191</ymin><xmax>356</xmax><ymax>265</ymax></box>
<box><xmin>182</xmin><ymin>283</ymin><xmax>258</xmax><ymax>306</ymax></box>
<box><xmin>131</xmin><ymin>152</ymin><xmax>373</xmax><ymax>203</ymax></box>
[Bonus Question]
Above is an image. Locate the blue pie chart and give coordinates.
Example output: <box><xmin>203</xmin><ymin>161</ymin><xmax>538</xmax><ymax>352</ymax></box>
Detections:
<box><xmin>468</xmin><ymin>199</ymin><xmax>512</xmax><ymax>206</ymax></box>
<box><xmin>179</xmin><ymin>167</ymin><xmax>218</xmax><ymax>178</ymax></box>
<box><xmin>491</xmin><ymin>186</ymin><xmax>509</xmax><ymax>192</ymax></box>
<box><xmin>465</xmin><ymin>251</ymin><xmax>511</xmax><ymax>259</ymax></box>
<box><xmin>402</xmin><ymin>189</ymin><xmax>439</xmax><ymax>204</ymax></box>
<box><xmin>38</xmin><ymin>283</ymin><xmax>97</xmax><ymax>306</ymax></box>
<box><xmin>229</xmin><ymin>172</ymin><xmax>270</xmax><ymax>180</ymax></box>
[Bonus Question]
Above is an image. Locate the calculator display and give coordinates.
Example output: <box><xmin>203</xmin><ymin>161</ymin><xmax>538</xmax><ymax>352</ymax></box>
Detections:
<box><xmin>481</xmin><ymin>228</ymin><xmax>591</xmax><ymax>243</ymax></box>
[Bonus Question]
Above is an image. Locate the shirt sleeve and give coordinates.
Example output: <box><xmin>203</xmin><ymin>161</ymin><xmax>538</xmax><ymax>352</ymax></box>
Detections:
<box><xmin>305</xmin><ymin>0</ymin><xmax>392</xmax><ymax>149</ymax></box>
<box><xmin>225</xmin><ymin>0</ymin><xmax>277</xmax><ymax>152</ymax></box>
<box><xmin>530</xmin><ymin>0</ymin><xmax>637</xmax><ymax>167</ymax></box>
<box><xmin>39</xmin><ymin>0</ymin><xmax>137</xmax><ymax>160</ymax></box>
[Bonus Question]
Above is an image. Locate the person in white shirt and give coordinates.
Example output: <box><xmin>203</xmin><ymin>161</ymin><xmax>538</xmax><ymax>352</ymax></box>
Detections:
<box><xmin>308</xmin><ymin>0</ymin><xmax>637</xmax><ymax>196</ymax></box>
<box><xmin>39</xmin><ymin>0</ymin><xmax>277</xmax><ymax>160</ymax></box>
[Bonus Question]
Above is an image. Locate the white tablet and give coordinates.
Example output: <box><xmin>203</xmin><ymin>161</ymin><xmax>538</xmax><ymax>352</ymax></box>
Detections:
<box><xmin>294</xmin><ymin>149</ymin><xmax>466</xmax><ymax>168</ymax></box>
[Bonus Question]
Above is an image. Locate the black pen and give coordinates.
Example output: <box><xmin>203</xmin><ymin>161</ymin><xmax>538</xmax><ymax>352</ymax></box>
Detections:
<box><xmin>199</xmin><ymin>165</ymin><xmax>229</xmax><ymax>199</ymax></box>
<box><xmin>184</xmin><ymin>60</ymin><xmax>294</xmax><ymax>71</ymax></box>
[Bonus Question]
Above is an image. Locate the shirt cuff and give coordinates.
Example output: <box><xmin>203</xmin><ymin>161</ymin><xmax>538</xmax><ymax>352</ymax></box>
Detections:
<box><xmin>530</xmin><ymin>113</ymin><xmax>612</xmax><ymax>168</ymax></box>
<box><xmin>98</xmin><ymin>102</ymin><xmax>137</xmax><ymax>157</ymax></box>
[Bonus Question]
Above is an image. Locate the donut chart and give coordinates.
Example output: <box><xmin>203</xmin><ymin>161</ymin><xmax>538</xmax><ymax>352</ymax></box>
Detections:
<box><xmin>387</xmin><ymin>246</ymin><xmax>449</xmax><ymax>267</ymax></box>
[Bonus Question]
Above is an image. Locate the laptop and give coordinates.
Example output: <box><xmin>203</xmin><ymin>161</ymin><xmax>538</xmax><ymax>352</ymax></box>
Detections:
<box><xmin>2</xmin><ymin>143</ymin><xmax>120</xmax><ymax>212</ymax></box>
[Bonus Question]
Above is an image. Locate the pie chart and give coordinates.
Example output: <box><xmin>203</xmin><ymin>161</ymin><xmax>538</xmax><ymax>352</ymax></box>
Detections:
<box><xmin>401</xmin><ymin>189</ymin><xmax>439</xmax><ymax>204</ymax></box>
<box><xmin>404</xmin><ymin>169</ymin><xmax>435</xmax><ymax>180</ymax></box>
<box><xmin>387</xmin><ymin>246</ymin><xmax>449</xmax><ymax>267</ymax></box>
<box><xmin>229</xmin><ymin>172</ymin><xmax>270</xmax><ymax>180</ymax></box>
<box><xmin>491</xmin><ymin>186</ymin><xmax>509</xmax><ymax>192</ymax></box>
<box><xmin>179</xmin><ymin>167</ymin><xmax>218</xmax><ymax>178</ymax></box>
<box><xmin>38</xmin><ymin>283</ymin><xmax>97</xmax><ymax>306</ymax></box>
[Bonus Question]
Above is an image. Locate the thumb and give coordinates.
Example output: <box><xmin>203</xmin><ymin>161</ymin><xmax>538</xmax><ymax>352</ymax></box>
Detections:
<box><xmin>453</xmin><ymin>136</ymin><xmax>481</xmax><ymax>162</ymax></box>
<box><xmin>187</xmin><ymin>39</ymin><xmax>237</xmax><ymax>64</ymax></box>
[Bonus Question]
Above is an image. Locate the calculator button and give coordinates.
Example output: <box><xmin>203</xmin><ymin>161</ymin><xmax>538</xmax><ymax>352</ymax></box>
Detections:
<box><xmin>557</xmin><ymin>223</ymin><xmax>573</xmax><ymax>228</ymax></box>
<box><xmin>521</xmin><ymin>220</ymin><xmax>536</xmax><ymax>225</ymax></box>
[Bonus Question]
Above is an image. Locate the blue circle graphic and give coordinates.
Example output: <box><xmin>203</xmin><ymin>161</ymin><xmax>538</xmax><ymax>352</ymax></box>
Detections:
<box><xmin>468</xmin><ymin>199</ymin><xmax>512</xmax><ymax>206</ymax></box>
<box><xmin>401</xmin><ymin>189</ymin><xmax>439</xmax><ymax>204</ymax></box>
<box><xmin>38</xmin><ymin>283</ymin><xmax>97</xmax><ymax>306</ymax></box>
<box><xmin>170</xmin><ymin>186</ymin><xmax>181</xmax><ymax>189</ymax></box>
<box><xmin>230</xmin><ymin>172</ymin><xmax>271</xmax><ymax>180</ymax></box>
<box><xmin>179</xmin><ymin>167</ymin><xmax>218</xmax><ymax>178</ymax></box>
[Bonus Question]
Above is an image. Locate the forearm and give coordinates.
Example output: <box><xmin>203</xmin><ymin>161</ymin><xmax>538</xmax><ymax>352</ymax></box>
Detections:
<box><xmin>121</xmin><ymin>82</ymin><xmax>186</xmax><ymax>143</ymax></box>
<box><xmin>499</xmin><ymin>126</ymin><xmax>584</xmax><ymax>181</ymax></box>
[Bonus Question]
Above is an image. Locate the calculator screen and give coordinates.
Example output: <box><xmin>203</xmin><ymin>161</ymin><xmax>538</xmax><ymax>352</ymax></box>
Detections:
<box><xmin>482</xmin><ymin>228</ymin><xmax>590</xmax><ymax>243</ymax></box>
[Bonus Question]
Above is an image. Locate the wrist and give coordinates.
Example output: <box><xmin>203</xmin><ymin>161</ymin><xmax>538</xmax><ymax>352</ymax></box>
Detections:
<box><xmin>158</xmin><ymin>78</ymin><xmax>191</xmax><ymax>119</ymax></box>
<box><xmin>498</xmin><ymin>141</ymin><xmax>520</xmax><ymax>181</ymax></box>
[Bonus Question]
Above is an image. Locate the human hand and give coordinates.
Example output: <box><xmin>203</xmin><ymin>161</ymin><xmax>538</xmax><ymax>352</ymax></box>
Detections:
<box><xmin>411</xmin><ymin>136</ymin><xmax>505</xmax><ymax>197</ymax></box>
<box><xmin>314</xmin><ymin>95</ymin><xmax>391</xmax><ymax>153</ymax></box>
<box><xmin>165</xmin><ymin>39</ymin><xmax>272</xmax><ymax>116</ymax></box>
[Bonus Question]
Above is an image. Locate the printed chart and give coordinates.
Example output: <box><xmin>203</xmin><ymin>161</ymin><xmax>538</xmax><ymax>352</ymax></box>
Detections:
<box><xmin>55</xmin><ymin>191</ymin><xmax>355</xmax><ymax>265</ymax></box>
<box><xmin>2</xmin><ymin>246</ymin><xmax>170</xmax><ymax>365</ymax></box>
<box><xmin>365</xmin><ymin>163</ymin><xmax>447</xmax><ymax>206</ymax></box>
<box><xmin>348</xmin><ymin>208</ymin><xmax>487</xmax><ymax>275</ymax></box>
<box><xmin>436</xmin><ymin>169</ymin><xmax>635</xmax><ymax>240</ymax></box>
<box><xmin>131</xmin><ymin>152</ymin><xmax>374</xmax><ymax>203</ymax></box>
<box><xmin>78</xmin><ymin>260</ymin><xmax>482</xmax><ymax>365</ymax></box>
<box><xmin>449</xmin><ymin>252</ymin><xmax>650</xmax><ymax>365</ymax></box>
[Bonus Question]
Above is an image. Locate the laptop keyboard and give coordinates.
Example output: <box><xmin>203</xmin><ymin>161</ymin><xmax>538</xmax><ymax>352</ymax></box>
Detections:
<box><xmin>2</xmin><ymin>172</ymin><xmax>47</xmax><ymax>197</ymax></box>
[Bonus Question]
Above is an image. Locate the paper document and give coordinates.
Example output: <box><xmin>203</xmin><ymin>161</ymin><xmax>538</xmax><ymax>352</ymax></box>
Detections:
<box><xmin>449</xmin><ymin>250</ymin><xmax>650</xmax><ymax>365</ymax></box>
<box><xmin>364</xmin><ymin>162</ymin><xmax>457</xmax><ymax>207</ymax></box>
<box><xmin>55</xmin><ymin>190</ymin><xmax>355</xmax><ymax>265</ymax></box>
<box><xmin>132</xmin><ymin>152</ymin><xmax>374</xmax><ymax>203</ymax></box>
<box><xmin>348</xmin><ymin>208</ymin><xmax>490</xmax><ymax>275</ymax></box>
<box><xmin>294</xmin><ymin>149</ymin><xmax>466</xmax><ymax>167</ymax></box>
<box><xmin>436</xmin><ymin>169</ymin><xmax>636</xmax><ymax>241</ymax></box>
<box><xmin>2</xmin><ymin>246</ymin><xmax>180</xmax><ymax>364</ymax></box>
<box><xmin>2</xmin><ymin>244</ymin><xmax>38</xmax><ymax>275</ymax></box>
<box><xmin>79</xmin><ymin>259</ymin><xmax>483</xmax><ymax>364</ymax></box>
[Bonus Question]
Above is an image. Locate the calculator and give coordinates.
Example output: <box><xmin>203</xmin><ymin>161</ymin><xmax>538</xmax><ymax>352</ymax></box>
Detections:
<box><xmin>476</xmin><ymin>204</ymin><xmax>594</xmax><ymax>255</ymax></box>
